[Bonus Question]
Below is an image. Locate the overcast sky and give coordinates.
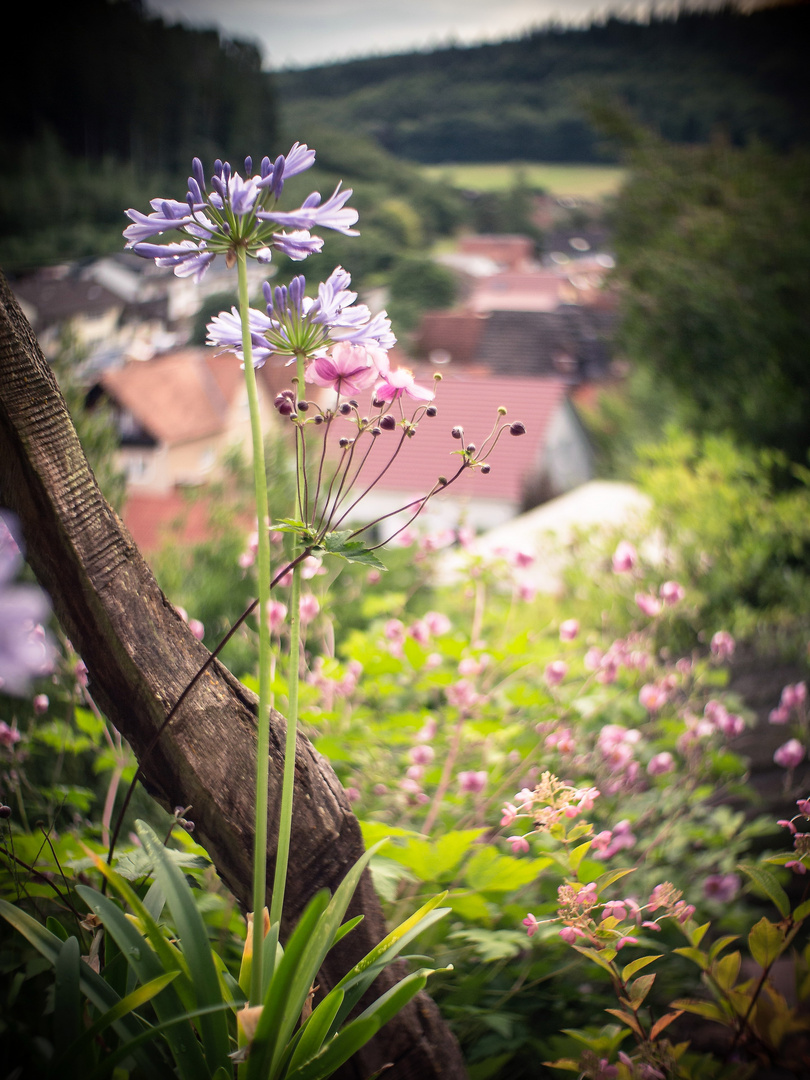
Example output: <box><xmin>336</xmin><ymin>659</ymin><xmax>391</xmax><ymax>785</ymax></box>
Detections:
<box><xmin>143</xmin><ymin>0</ymin><xmax>738</xmax><ymax>70</ymax></box>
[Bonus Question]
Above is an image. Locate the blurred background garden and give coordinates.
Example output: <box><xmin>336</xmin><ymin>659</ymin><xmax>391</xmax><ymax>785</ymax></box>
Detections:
<box><xmin>2</xmin><ymin>1</ymin><xmax>810</xmax><ymax>1076</ymax></box>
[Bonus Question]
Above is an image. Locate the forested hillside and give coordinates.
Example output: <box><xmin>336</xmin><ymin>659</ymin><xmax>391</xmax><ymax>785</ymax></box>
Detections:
<box><xmin>278</xmin><ymin>2</ymin><xmax>810</xmax><ymax>163</ymax></box>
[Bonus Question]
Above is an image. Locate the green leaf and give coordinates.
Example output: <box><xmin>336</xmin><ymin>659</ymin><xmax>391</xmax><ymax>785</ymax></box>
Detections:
<box><xmin>286</xmin><ymin>988</ymin><xmax>345</xmax><ymax>1074</ymax></box>
<box><xmin>0</xmin><ymin>899</ymin><xmax>172</xmax><ymax>1079</ymax></box>
<box><xmin>673</xmin><ymin>947</ymin><xmax>709</xmax><ymax>970</ymax></box>
<box><xmin>621</xmin><ymin>954</ymin><xmax>662</xmax><ymax>981</ymax></box>
<box><xmin>55</xmin><ymin>971</ymin><xmax>180</xmax><ymax>1072</ymax></box>
<box><xmin>739</xmin><ymin>863</ymin><xmax>790</xmax><ymax>918</ymax></box>
<box><xmin>748</xmin><ymin>917</ymin><xmax>786</xmax><ymax>969</ymax></box>
<box><xmin>793</xmin><ymin>898</ymin><xmax>810</xmax><ymax>922</ymax></box>
<box><xmin>137</xmin><ymin>821</ymin><xmax>232</xmax><ymax>1075</ymax></box>
<box><xmin>320</xmin><ymin>532</ymin><xmax>387</xmax><ymax>570</ymax></box>
<box><xmin>708</xmin><ymin>935</ymin><xmax>740</xmax><ymax>961</ymax></box>
<box><xmin>628</xmin><ymin>972</ymin><xmax>655</xmax><ymax>1005</ymax></box>
<box><xmin>75</xmin><ymin>885</ymin><xmax>211</xmax><ymax>1080</ymax></box>
<box><xmin>568</xmin><ymin>842</ymin><xmax>592</xmax><ymax>872</ymax></box>
<box><xmin>713</xmin><ymin>950</ymin><xmax>742</xmax><ymax>991</ymax></box>
<box><xmin>54</xmin><ymin>936</ymin><xmax>82</xmax><ymax>1054</ymax></box>
<box><xmin>284</xmin><ymin>1018</ymin><xmax>380</xmax><ymax>1080</ymax></box>
<box><xmin>572</xmin><ymin>945</ymin><xmax>616</xmax><ymax>976</ymax></box>
<box><xmin>463</xmin><ymin>847</ymin><xmax>550</xmax><ymax>893</ymax></box>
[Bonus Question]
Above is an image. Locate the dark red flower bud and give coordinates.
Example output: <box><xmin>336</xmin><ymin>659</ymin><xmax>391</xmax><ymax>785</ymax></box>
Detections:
<box><xmin>509</xmin><ymin>421</ymin><xmax>526</xmax><ymax>436</ymax></box>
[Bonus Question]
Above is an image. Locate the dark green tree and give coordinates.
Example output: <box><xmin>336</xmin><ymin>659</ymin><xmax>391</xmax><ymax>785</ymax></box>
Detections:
<box><xmin>608</xmin><ymin>129</ymin><xmax>810</xmax><ymax>463</ymax></box>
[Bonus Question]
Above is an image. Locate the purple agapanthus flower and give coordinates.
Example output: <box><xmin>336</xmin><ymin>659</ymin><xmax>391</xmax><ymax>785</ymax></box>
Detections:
<box><xmin>124</xmin><ymin>144</ymin><xmax>356</xmax><ymax>282</ymax></box>
<box><xmin>207</xmin><ymin>265</ymin><xmax>395</xmax><ymax>368</ymax></box>
<box><xmin>0</xmin><ymin>512</ymin><xmax>56</xmax><ymax>696</ymax></box>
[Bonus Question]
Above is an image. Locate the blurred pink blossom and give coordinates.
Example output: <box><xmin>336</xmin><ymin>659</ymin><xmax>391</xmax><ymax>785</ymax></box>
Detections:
<box><xmin>299</xmin><ymin>594</ymin><xmax>320</xmax><ymax>624</ymax></box>
<box><xmin>647</xmin><ymin>751</ymin><xmax>675</xmax><ymax>776</ymax></box>
<box><xmin>522</xmin><ymin>913</ymin><xmax>539</xmax><ymax>937</ymax></box>
<box><xmin>710</xmin><ymin>630</ymin><xmax>735</xmax><ymax>660</ymax></box>
<box><xmin>775</xmin><ymin>738</ymin><xmax>805</xmax><ymax>769</ymax></box>
<box><xmin>545</xmin><ymin>660</ymin><xmax>568</xmax><ymax>687</ymax></box>
<box><xmin>458</xmin><ymin>770</ymin><xmax>487</xmax><ymax>793</ymax></box>
<box><xmin>32</xmin><ymin>693</ymin><xmax>49</xmax><ymax>715</ymax></box>
<box><xmin>635</xmin><ymin>592</ymin><xmax>662</xmax><ymax>618</ymax></box>
<box><xmin>703</xmin><ymin>873</ymin><xmax>740</xmax><ymax>903</ymax></box>
<box><xmin>507</xmin><ymin>835</ymin><xmax>530</xmax><ymax>854</ymax></box>
<box><xmin>559</xmin><ymin>618</ymin><xmax>580</xmax><ymax>641</ymax></box>
<box><xmin>612</xmin><ymin>540</ymin><xmax>637</xmax><ymax>573</ymax></box>
<box><xmin>660</xmin><ymin>580</ymin><xmax>685</xmax><ymax>605</ymax></box>
<box><xmin>266</xmin><ymin>600</ymin><xmax>288</xmax><ymax>633</ymax></box>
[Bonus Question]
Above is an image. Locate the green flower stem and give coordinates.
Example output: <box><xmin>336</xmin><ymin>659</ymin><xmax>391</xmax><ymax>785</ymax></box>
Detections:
<box><xmin>236</xmin><ymin>248</ymin><xmax>273</xmax><ymax>1007</ymax></box>
<box><xmin>268</xmin><ymin>353</ymin><xmax>308</xmax><ymax>929</ymax></box>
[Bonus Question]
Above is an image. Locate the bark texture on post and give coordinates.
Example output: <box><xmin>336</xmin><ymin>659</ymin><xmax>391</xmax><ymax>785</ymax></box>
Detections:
<box><xmin>0</xmin><ymin>271</ymin><xmax>467</xmax><ymax>1080</ymax></box>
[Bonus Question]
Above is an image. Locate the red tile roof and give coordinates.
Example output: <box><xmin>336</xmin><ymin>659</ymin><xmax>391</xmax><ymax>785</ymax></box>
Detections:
<box><xmin>122</xmin><ymin>490</ymin><xmax>217</xmax><ymax>551</ymax></box>
<box><xmin>330</xmin><ymin>370</ymin><xmax>569</xmax><ymax>508</ymax></box>
<box><xmin>101</xmin><ymin>348</ymin><xmax>245</xmax><ymax>446</ymax></box>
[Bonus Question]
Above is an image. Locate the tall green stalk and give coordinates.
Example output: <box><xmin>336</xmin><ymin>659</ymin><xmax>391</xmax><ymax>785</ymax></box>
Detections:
<box><xmin>237</xmin><ymin>249</ymin><xmax>273</xmax><ymax>1007</ymax></box>
<box><xmin>268</xmin><ymin>353</ymin><xmax>307</xmax><ymax>928</ymax></box>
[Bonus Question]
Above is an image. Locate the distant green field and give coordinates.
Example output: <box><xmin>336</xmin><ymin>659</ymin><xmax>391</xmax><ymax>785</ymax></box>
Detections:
<box><xmin>422</xmin><ymin>162</ymin><xmax>626</xmax><ymax>199</ymax></box>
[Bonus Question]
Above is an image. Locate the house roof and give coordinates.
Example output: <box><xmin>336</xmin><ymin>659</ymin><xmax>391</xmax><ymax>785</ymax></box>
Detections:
<box><xmin>332</xmin><ymin>370</ymin><xmax>570</xmax><ymax>509</ymax></box>
<box><xmin>11</xmin><ymin>272</ymin><xmax>122</xmax><ymax>327</ymax></box>
<box><xmin>468</xmin><ymin>270</ymin><xmax>569</xmax><ymax>313</ymax></box>
<box><xmin>474</xmin><ymin>308</ymin><xmax>617</xmax><ymax>381</ymax></box>
<box><xmin>413</xmin><ymin>310</ymin><xmax>488</xmax><ymax>366</ymax></box>
<box><xmin>457</xmin><ymin>234</ymin><xmax>535</xmax><ymax>270</ymax></box>
<box><xmin>121</xmin><ymin>490</ymin><xmax>218</xmax><ymax>551</ymax></box>
<box><xmin>100</xmin><ymin>348</ymin><xmax>246</xmax><ymax>446</ymax></box>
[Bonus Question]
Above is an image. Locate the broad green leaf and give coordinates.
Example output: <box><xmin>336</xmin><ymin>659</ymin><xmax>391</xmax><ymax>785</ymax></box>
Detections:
<box><xmin>593</xmin><ymin>868</ymin><xmax>635</xmax><ymax>892</ymax></box>
<box><xmin>137</xmin><ymin>821</ymin><xmax>232</xmax><ymax>1075</ymax></box>
<box><xmin>284</xmin><ymin>1017</ymin><xmax>380</xmax><ymax>1080</ymax></box>
<box><xmin>794</xmin><ymin>898</ymin><xmax>810</xmax><ymax>922</ymax></box>
<box><xmin>320</xmin><ymin>531</ymin><xmax>387</xmax><ymax>570</ymax></box>
<box><xmin>671</xmin><ymin>998</ymin><xmax>728</xmax><ymax>1023</ymax></box>
<box><xmin>621</xmin><ymin>954</ymin><xmax>662</xmax><ymax>981</ymax></box>
<box><xmin>572</xmin><ymin>945</ymin><xmax>616</xmax><ymax>976</ymax></box>
<box><xmin>748</xmin><ymin>917</ymin><xmax>785</xmax><ymax>968</ymax></box>
<box><xmin>463</xmin><ymin>847</ymin><xmax>550</xmax><ymax>893</ymax></box>
<box><xmin>708</xmin><ymin>935</ymin><xmax>740</xmax><ymax>961</ymax></box>
<box><xmin>673</xmin><ymin>946</ymin><xmax>709</xmax><ymax>970</ymax></box>
<box><xmin>690</xmin><ymin>922</ymin><xmax>711</xmax><ymax>947</ymax></box>
<box><xmin>568</xmin><ymin>842</ymin><xmax>592</xmax><ymax>872</ymax></box>
<box><xmin>628</xmin><ymin>972</ymin><xmax>655</xmax><ymax>1005</ymax></box>
<box><xmin>713</xmin><ymin>950</ymin><xmax>742</xmax><ymax>991</ymax></box>
<box><xmin>739</xmin><ymin>863</ymin><xmax>790</xmax><ymax>918</ymax></box>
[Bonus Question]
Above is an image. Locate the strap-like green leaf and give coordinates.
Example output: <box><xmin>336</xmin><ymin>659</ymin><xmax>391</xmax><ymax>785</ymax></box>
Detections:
<box><xmin>76</xmin><ymin>885</ymin><xmax>211</xmax><ymax>1080</ymax></box>
<box><xmin>0</xmin><ymin>899</ymin><xmax>172</xmax><ymax>1079</ymax></box>
<box><xmin>137</xmin><ymin>821</ymin><xmax>233</xmax><ymax>1075</ymax></box>
<box><xmin>286</xmin><ymin>988</ymin><xmax>345</xmax><ymax>1074</ymax></box>
<box><xmin>55</xmin><ymin>971</ymin><xmax>180</xmax><ymax>1072</ymax></box>
<box><xmin>54</xmin><ymin>935</ymin><xmax>82</xmax><ymax>1053</ymax></box>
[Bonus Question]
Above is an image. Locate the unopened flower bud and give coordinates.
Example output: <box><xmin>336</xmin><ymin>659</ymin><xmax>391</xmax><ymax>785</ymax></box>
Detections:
<box><xmin>274</xmin><ymin>391</ymin><xmax>295</xmax><ymax>416</ymax></box>
<box><xmin>371</xmin><ymin>426</ymin><xmax>382</xmax><ymax>436</ymax></box>
<box><xmin>451</xmin><ymin>426</ymin><xmax>463</xmax><ymax>440</ymax></box>
<box><xmin>438</xmin><ymin>476</ymin><xmax>448</xmax><ymax>486</ymax></box>
<box><xmin>465</xmin><ymin>443</ymin><xmax>476</xmax><ymax>454</ymax></box>
<box><xmin>509</xmin><ymin>421</ymin><xmax>526</xmax><ymax>436</ymax></box>
<box><xmin>0</xmin><ymin>806</ymin><xmax>11</xmax><ymax>819</ymax></box>
<box><xmin>380</xmin><ymin>414</ymin><xmax>397</xmax><ymax>430</ymax></box>
<box><xmin>481</xmin><ymin>463</ymin><xmax>491</xmax><ymax>474</ymax></box>
<box><xmin>426</xmin><ymin>405</ymin><xmax>437</xmax><ymax>417</ymax></box>
<box><xmin>339</xmin><ymin>402</ymin><xmax>352</xmax><ymax>415</ymax></box>
<box><xmin>297</xmin><ymin>400</ymin><xmax>309</xmax><ymax>412</ymax></box>
<box><xmin>338</xmin><ymin>437</ymin><xmax>350</xmax><ymax>448</ymax></box>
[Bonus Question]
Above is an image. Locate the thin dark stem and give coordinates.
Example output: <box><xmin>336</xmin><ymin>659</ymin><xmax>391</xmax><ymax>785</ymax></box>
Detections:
<box><xmin>105</xmin><ymin>547</ymin><xmax>314</xmax><ymax>870</ymax></box>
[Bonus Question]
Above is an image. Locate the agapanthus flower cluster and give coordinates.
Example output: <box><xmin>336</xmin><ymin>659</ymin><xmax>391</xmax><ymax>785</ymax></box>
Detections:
<box><xmin>0</xmin><ymin>512</ymin><xmax>55</xmax><ymax>696</ymax></box>
<box><xmin>125</xmin><ymin>145</ymin><xmax>357</xmax><ymax>281</ymax></box>
<box><xmin>207</xmin><ymin>266</ymin><xmax>396</xmax><ymax>371</ymax></box>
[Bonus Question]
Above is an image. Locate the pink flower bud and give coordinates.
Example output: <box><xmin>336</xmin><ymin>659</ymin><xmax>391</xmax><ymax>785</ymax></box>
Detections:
<box><xmin>266</xmin><ymin>600</ymin><xmax>287</xmax><ymax>633</ymax></box>
<box><xmin>660</xmin><ymin>580</ymin><xmax>685</xmax><ymax>605</ymax></box>
<box><xmin>612</xmin><ymin>540</ymin><xmax>637</xmax><ymax>573</ymax></box>
<box><xmin>545</xmin><ymin>660</ymin><xmax>568</xmax><ymax>687</ymax></box>
<box><xmin>507</xmin><ymin>835</ymin><xmax>530</xmax><ymax>854</ymax></box>
<box><xmin>188</xmin><ymin>618</ymin><xmax>205</xmax><ymax>640</ymax></box>
<box><xmin>559</xmin><ymin>618</ymin><xmax>580</xmax><ymax>641</ymax></box>
<box><xmin>559</xmin><ymin>925</ymin><xmax>585</xmax><ymax>945</ymax></box>
<box><xmin>647</xmin><ymin>751</ymin><xmax>674</xmax><ymax>776</ymax></box>
<box><xmin>635</xmin><ymin>592</ymin><xmax>662</xmax><ymax>618</ymax></box>
<box><xmin>774</xmin><ymin>738</ymin><xmax>805</xmax><ymax>769</ymax></box>
<box><xmin>458</xmin><ymin>769</ymin><xmax>487</xmax><ymax>793</ymax></box>
<box><xmin>522</xmin><ymin>913</ymin><xmax>539</xmax><ymax>937</ymax></box>
<box><xmin>299</xmin><ymin>594</ymin><xmax>320</xmax><ymax>624</ymax></box>
<box><xmin>710</xmin><ymin>630</ymin><xmax>735</xmax><ymax>660</ymax></box>
<box><xmin>33</xmin><ymin>694</ymin><xmax>50</xmax><ymax>715</ymax></box>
